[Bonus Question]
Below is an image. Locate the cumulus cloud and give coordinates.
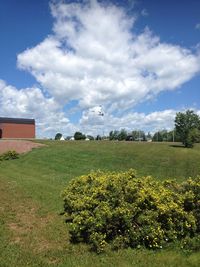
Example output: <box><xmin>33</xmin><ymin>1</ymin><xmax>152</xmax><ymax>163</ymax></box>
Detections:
<box><xmin>17</xmin><ymin>0</ymin><xmax>200</xmax><ymax>113</ymax></box>
<box><xmin>0</xmin><ymin>80</ymin><xmax>77</xmax><ymax>137</ymax></box>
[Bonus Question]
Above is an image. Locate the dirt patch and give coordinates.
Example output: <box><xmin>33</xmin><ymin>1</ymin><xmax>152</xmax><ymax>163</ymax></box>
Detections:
<box><xmin>0</xmin><ymin>140</ymin><xmax>45</xmax><ymax>154</ymax></box>
<box><xmin>7</xmin><ymin>207</ymin><xmax>56</xmax><ymax>252</ymax></box>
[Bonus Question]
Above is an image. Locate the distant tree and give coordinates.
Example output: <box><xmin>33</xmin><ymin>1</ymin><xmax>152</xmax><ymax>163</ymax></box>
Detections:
<box><xmin>151</xmin><ymin>129</ymin><xmax>181</xmax><ymax>143</ymax></box>
<box><xmin>167</xmin><ymin>129</ymin><xmax>180</xmax><ymax>142</ymax></box>
<box><xmin>175</xmin><ymin>110</ymin><xmax>200</xmax><ymax>147</ymax></box>
<box><xmin>87</xmin><ymin>135</ymin><xmax>94</xmax><ymax>140</ymax></box>
<box><xmin>96</xmin><ymin>135</ymin><xmax>102</xmax><ymax>140</ymax></box>
<box><xmin>109</xmin><ymin>130</ymin><xmax>119</xmax><ymax>140</ymax></box>
<box><xmin>109</xmin><ymin>131</ymin><xmax>114</xmax><ymax>140</ymax></box>
<box><xmin>65</xmin><ymin>136</ymin><xmax>72</xmax><ymax>140</ymax></box>
<box><xmin>74</xmin><ymin>132</ymin><xmax>86</xmax><ymax>140</ymax></box>
<box><xmin>159</xmin><ymin>130</ymin><xmax>168</xmax><ymax>141</ymax></box>
<box><xmin>132</xmin><ymin>130</ymin><xmax>138</xmax><ymax>141</ymax></box>
<box><xmin>132</xmin><ymin>130</ymin><xmax>146</xmax><ymax>141</ymax></box>
<box><xmin>118</xmin><ymin>129</ymin><xmax>127</xmax><ymax>141</ymax></box>
<box><xmin>146</xmin><ymin>132</ymin><xmax>152</xmax><ymax>140</ymax></box>
<box><xmin>140</xmin><ymin>131</ymin><xmax>146</xmax><ymax>141</ymax></box>
<box><xmin>126</xmin><ymin>135</ymin><xmax>133</xmax><ymax>141</ymax></box>
<box><xmin>152</xmin><ymin>131</ymin><xmax>163</xmax><ymax>142</ymax></box>
<box><xmin>55</xmin><ymin>133</ymin><xmax>62</xmax><ymax>140</ymax></box>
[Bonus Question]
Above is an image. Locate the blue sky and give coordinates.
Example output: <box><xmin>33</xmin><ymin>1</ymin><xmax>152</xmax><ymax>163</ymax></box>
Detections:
<box><xmin>0</xmin><ymin>0</ymin><xmax>200</xmax><ymax>137</ymax></box>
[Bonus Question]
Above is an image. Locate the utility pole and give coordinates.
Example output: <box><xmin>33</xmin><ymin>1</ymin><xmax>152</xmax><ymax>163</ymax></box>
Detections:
<box><xmin>98</xmin><ymin>105</ymin><xmax>104</xmax><ymax>139</ymax></box>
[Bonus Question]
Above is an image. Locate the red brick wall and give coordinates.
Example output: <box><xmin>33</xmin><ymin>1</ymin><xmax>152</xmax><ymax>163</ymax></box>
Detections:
<box><xmin>0</xmin><ymin>122</ymin><xmax>35</xmax><ymax>138</ymax></box>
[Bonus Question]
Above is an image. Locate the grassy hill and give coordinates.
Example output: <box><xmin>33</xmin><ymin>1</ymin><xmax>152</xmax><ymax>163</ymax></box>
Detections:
<box><xmin>0</xmin><ymin>141</ymin><xmax>200</xmax><ymax>267</ymax></box>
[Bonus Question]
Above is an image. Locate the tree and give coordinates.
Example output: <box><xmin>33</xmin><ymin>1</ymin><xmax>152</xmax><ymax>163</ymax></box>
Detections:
<box><xmin>126</xmin><ymin>135</ymin><xmax>133</xmax><ymax>141</ymax></box>
<box><xmin>131</xmin><ymin>130</ymin><xmax>145</xmax><ymax>141</ymax></box>
<box><xmin>187</xmin><ymin>128</ymin><xmax>200</xmax><ymax>147</ymax></box>
<box><xmin>152</xmin><ymin>131</ymin><xmax>163</xmax><ymax>142</ymax></box>
<box><xmin>109</xmin><ymin>130</ymin><xmax>119</xmax><ymax>140</ymax></box>
<box><xmin>132</xmin><ymin>130</ymin><xmax>138</xmax><ymax>141</ymax></box>
<box><xmin>87</xmin><ymin>135</ymin><xmax>94</xmax><ymax>140</ymax></box>
<box><xmin>167</xmin><ymin>129</ymin><xmax>180</xmax><ymax>142</ymax></box>
<box><xmin>118</xmin><ymin>129</ymin><xmax>127</xmax><ymax>141</ymax></box>
<box><xmin>160</xmin><ymin>130</ymin><xmax>168</xmax><ymax>141</ymax></box>
<box><xmin>175</xmin><ymin>110</ymin><xmax>200</xmax><ymax>147</ymax></box>
<box><xmin>146</xmin><ymin>132</ymin><xmax>152</xmax><ymax>140</ymax></box>
<box><xmin>109</xmin><ymin>130</ymin><xmax>114</xmax><ymax>140</ymax></box>
<box><xmin>55</xmin><ymin>133</ymin><xmax>62</xmax><ymax>140</ymax></box>
<box><xmin>74</xmin><ymin>132</ymin><xmax>86</xmax><ymax>140</ymax></box>
<box><xmin>96</xmin><ymin>135</ymin><xmax>102</xmax><ymax>140</ymax></box>
<box><xmin>140</xmin><ymin>131</ymin><xmax>146</xmax><ymax>141</ymax></box>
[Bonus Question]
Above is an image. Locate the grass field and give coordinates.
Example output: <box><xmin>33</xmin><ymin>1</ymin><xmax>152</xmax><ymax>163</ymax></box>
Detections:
<box><xmin>0</xmin><ymin>140</ymin><xmax>200</xmax><ymax>267</ymax></box>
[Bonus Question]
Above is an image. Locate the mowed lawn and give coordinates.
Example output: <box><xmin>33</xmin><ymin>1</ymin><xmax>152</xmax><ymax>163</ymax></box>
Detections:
<box><xmin>0</xmin><ymin>141</ymin><xmax>200</xmax><ymax>267</ymax></box>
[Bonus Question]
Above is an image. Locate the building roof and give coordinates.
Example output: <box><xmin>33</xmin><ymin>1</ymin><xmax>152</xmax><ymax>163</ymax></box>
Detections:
<box><xmin>0</xmin><ymin>117</ymin><xmax>35</xmax><ymax>125</ymax></box>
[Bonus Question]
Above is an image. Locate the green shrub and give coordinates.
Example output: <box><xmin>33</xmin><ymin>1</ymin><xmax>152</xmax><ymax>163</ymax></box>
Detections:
<box><xmin>181</xmin><ymin>235</ymin><xmax>200</xmax><ymax>252</ymax></box>
<box><xmin>0</xmin><ymin>150</ymin><xmax>19</xmax><ymax>161</ymax></box>
<box><xmin>62</xmin><ymin>169</ymin><xmax>199</xmax><ymax>253</ymax></box>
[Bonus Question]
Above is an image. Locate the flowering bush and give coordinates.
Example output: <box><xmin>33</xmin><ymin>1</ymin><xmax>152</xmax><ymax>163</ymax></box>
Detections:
<box><xmin>62</xmin><ymin>169</ymin><xmax>199</xmax><ymax>253</ymax></box>
<box><xmin>181</xmin><ymin>176</ymin><xmax>200</xmax><ymax>233</ymax></box>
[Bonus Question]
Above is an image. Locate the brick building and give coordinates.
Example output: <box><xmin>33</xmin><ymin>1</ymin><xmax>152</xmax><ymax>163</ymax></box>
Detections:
<box><xmin>0</xmin><ymin>117</ymin><xmax>35</xmax><ymax>139</ymax></box>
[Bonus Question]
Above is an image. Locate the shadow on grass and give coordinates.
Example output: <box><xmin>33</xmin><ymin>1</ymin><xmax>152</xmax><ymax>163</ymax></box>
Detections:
<box><xmin>169</xmin><ymin>144</ymin><xmax>185</xmax><ymax>148</ymax></box>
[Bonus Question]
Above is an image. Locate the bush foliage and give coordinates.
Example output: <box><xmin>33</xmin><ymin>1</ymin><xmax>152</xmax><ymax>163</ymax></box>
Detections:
<box><xmin>0</xmin><ymin>150</ymin><xmax>19</xmax><ymax>161</ymax></box>
<box><xmin>62</xmin><ymin>169</ymin><xmax>200</xmax><ymax>253</ymax></box>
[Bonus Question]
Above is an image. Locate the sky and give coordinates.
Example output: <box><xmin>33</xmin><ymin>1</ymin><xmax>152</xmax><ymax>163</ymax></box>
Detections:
<box><xmin>0</xmin><ymin>0</ymin><xmax>200</xmax><ymax>138</ymax></box>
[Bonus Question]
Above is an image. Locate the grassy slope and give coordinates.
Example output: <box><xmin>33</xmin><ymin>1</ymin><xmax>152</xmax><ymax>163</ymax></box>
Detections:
<box><xmin>0</xmin><ymin>141</ymin><xmax>200</xmax><ymax>267</ymax></box>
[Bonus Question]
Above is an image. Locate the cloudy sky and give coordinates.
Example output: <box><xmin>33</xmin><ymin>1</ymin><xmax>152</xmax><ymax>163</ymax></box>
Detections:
<box><xmin>0</xmin><ymin>0</ymin><xmax>200</xmax><ymax>138</ymax></box>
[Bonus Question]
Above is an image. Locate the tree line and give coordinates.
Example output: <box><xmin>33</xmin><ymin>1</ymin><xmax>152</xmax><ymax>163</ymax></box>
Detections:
<box><xmin>55</xmin><ymin>110</ymin><xmax>200</xmax><ymax>148</ymax></box>
<box><xmin>109</xmin><ymin>129</ymin><xmax>180</xmax><ymax>142</ymax></box>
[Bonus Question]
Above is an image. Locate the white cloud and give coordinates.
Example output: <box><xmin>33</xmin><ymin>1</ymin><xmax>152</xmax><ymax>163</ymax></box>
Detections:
<box><xmin>195</xmin><ymin>23</ymin><xmax>200</xmax><ymax>30</ymax></box>
<box><xmin>0</xmin><ymin>80</ymin><xmax>77</xmax><ymax>138</ymax></box>
<box><xmin>17</xmin><ymin>0</ymin><xmax>200</xmax><ymax>113</ymax></box>
<box><xmin>141</xmin><ymin>8</ymin><xmax>148</xmax><ymax>17</ymax></box>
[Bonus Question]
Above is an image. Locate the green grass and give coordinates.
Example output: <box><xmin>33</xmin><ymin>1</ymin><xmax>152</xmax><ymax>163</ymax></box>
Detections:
<box><xmin>0</xmin><ymin>140</ymin><xmax>200</xmax><ymax>267</ymax></box>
